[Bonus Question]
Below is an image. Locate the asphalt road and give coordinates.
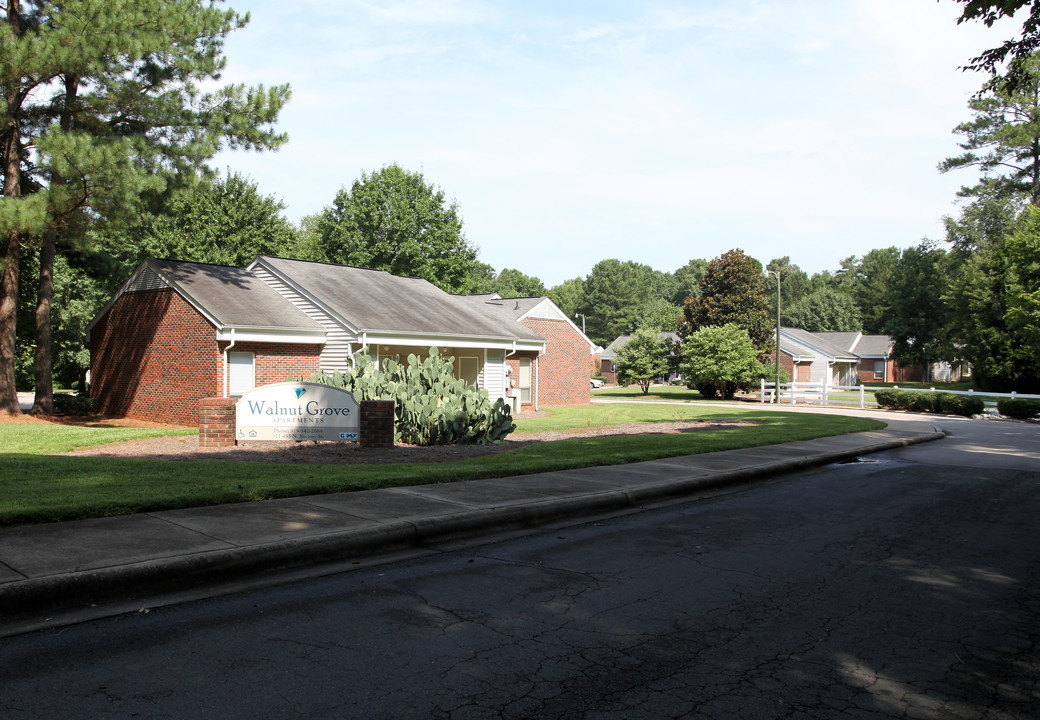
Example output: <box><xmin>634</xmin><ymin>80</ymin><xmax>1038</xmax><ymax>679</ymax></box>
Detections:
<box><xmin>1</xmin><ymin>412</ymin><xmax>1037</xmax><ymax>719</ymax></box>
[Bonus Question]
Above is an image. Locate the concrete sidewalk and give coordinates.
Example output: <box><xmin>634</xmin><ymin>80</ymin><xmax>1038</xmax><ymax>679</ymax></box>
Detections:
<box><xmin>0</xmin><ymin>422</ymin><xmax>944</xmax><ymax>636</ymax></box>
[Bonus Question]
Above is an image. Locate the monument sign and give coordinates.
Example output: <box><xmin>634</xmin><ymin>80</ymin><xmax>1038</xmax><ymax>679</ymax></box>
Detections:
<box><xmin>236</xmin><ymin>382</ymin><xmax>360</xmax><ymax>442</ymax></box>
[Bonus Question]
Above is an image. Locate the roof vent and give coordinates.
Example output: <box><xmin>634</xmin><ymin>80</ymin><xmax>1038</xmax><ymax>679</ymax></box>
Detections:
<box><xmin>514</xmin><ymin>301</ymin><xmax>520</xmax><ymax>310</ymax></box>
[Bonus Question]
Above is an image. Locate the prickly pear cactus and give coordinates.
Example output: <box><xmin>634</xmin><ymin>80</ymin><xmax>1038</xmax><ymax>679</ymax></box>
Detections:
<box><xmin>308</xmin><ymin>347</ymin><xmax>515</xmax><ymax>445</ymax></box>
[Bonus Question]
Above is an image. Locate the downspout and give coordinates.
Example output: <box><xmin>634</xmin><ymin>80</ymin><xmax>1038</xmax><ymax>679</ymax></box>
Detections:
<box><xmin>223</xmin><ymin>328</ymin><xmax>236</xmax><ymax>398</ymax></box>
<box><xmin>346</xmin><ymin>333</ymin><xmax>368</xmax><ymax>369</ymax></box>
<box><xmin>505</xmin><ymin>341</ymin><xmax>518</xmax><ymax>414</ymax></box>
<box><xmin>534</xmin><ymin>355</ymin><xmax>540</xmax><ymax>411</ymax></box>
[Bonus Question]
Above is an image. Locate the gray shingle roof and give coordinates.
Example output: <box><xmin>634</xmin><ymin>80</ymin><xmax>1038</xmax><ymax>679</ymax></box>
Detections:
<box><xmin>781</xmin><ymin>327</ymin><xmax>859</xmax><ymax>361</ymax></box>
<box><xmin>258</xmin><ymin>257</ymin><xmax>544</xmax><ymax>342</ymax></box>
<box><xmin>151</xmin><ymin>259</ymin><xmax>322</xmax><ymax>331</ymax></box>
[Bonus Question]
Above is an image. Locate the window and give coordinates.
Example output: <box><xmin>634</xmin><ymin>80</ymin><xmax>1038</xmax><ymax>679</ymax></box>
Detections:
<box><xmin>873</xmin><ymin>360</ymin><xmax>885</xmax><ymax>380</ymax></box>
<box><xmin>228</xmin><ymin>352</ymin><xmax>255</xmax><ymax>397</ymax></box>
<box><xmin>518</xmin><ymin>357</ymin><xmax>532</xmax><ymax>403</ymax></box>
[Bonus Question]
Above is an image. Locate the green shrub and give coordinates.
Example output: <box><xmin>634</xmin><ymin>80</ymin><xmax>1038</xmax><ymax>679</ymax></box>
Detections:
<box><xmin>876</xmin><ymin>388</ymin><xmax>982</xmax><ymax>416</ymax></box>
<box><xmin>53</xmin><ymin>392</ymin><xmax>93</xmax><ymax>416</ymax></box>
<box><xmin>938</xmin><ymin>393</ymin><xmax>985</xmax><ymax>417</ymax></box>
<box><xmin>911</xmin><ymin>392</ymin><xmax>942</xmax><ymax>413</ymax></box>
<box><xmin>873</xmin><ymin>388</ymin><xmax>903</xmax><ymax>409</ymax></box>
<box><xmin>997</xmin><ymin>397</ymin><xmax>1040</xmax><ymax>420</ymax></box>
<box><xmin>309</xmin><ymin>348</ymin><xmax>515</xmax><ymax>446</ymax></box>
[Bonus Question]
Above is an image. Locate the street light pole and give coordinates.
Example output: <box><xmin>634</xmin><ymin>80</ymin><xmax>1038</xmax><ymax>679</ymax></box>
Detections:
<box><xmin>575</xmin><ymin>313</ymin><xmax>586</xmax><ymax>335</ymax></box>
<box><xmin>764</xmin><ymin>269</ymin><xmax>781</xmax><ymax>403</ymax></box>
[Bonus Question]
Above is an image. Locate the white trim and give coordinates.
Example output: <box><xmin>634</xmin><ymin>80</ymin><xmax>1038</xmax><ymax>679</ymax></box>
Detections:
<box><xmin>215</xmin><ymin>328</ymin><xmax>326</xmax><ymax>344</ymax></box>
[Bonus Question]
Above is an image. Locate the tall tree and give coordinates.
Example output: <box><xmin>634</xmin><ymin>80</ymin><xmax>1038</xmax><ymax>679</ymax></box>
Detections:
<box><xmin>579</xmin><ymin>259</ymin><xmax>659</xmax><ymax>346</ymax></box>
<box><xmin>783</xmin><ymin>287</ymin><xmax>862</xmax><ymax>332</ymax></box>
<box><xmin>838</xmin><ymin>247</ymin><xmax>901</xmax><ymax>333</ymax></box>
<box><xmin>1</xmin><ymin>0</ymin><xmax>290</xmax><ymax>414</ymax></box>
<box><xmin>939</xmin><ymin>51</ymin><xmax>1040</xmax><ymax>203</ymax></box>
<box><xmin>672</xmin><ymin>258</ymin><xmax>708</xmax><ymax>305</ymax></box>
<box><xmin>488</xmin><ymin>268</ymin><xmax>547</xmax><ymax>298</ymax></box>
<box><xmin>137</xmin><ymin>171</ymin><xmax>297</xmax><ymax>267</ymax></box>
<box><xmin>954</xmin><ymin>1</ymin><xmax>1040</xmax><ymax>80</ymax></box>
<box><xmin>679</xmin><ymin>248</ymin><xmax>772</xmax><ymax>350</ymax></box>
<box><xmin>883</xmin><ymin>243</ymin><xmax>952</xmax><ymax>379</ymax></box>
<box><xmin>944</xmin><ymin>184</ymin><xmax>1025</xmax><ymax>391</ymax></box>
<box><xmin>766</xmin><ymin>256</ymin><xmax>812</xmax><ymax>312</ymax></box>
<box><xmin>311</xmin><ymin>164</ymin><xmax>482</xmax><ymax>294</ymax></box>
<box><xmin>548</xmin><ymin>277</ymin><xmax>585</xmax><ymax>323</ymax></box>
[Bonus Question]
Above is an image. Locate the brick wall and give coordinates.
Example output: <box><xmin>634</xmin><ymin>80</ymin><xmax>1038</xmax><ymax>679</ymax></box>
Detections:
<box><xmin>91</xmin><ymin>289</ymin><xmax>220</xmax><ymax>426</ymax></box>
<box><xmin>519</xmin><ymin>318</ymin><xmax>591</xmax><ymax>408</ymax></box>
<box><xmin>91</xmin><ymin>289</ymin><xmax>323</xmax><ymax>426</ymax></box>
<box><xmin>225</xmin><ymin>341</ymin><xmax>321</xmax><ymax>387</ymax></box>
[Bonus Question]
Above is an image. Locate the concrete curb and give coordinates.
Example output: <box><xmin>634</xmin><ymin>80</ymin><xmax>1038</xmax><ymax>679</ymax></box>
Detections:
<box><xmin>0</xmin><ymin>429</ymin><xmax>945</xmax><ymax>632</ymax></box>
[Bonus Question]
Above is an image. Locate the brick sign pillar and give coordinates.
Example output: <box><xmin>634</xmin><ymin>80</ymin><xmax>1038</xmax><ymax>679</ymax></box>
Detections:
<box><xmin>199</xmin><ymin>398</ymin><xmax>237</xmax><ymax>448</ymax></box>
<box><xmin>360</xmin><ymin>400</ymin><xmax>395</xmax><ymax>448</ymax></box>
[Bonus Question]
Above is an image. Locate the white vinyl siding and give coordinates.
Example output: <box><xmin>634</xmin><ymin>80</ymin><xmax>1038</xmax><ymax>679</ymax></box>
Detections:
<box><xmin>252</xmin><ymin>264</ymin><xmax>357</xmax><ymax>372</ymax></box>
<box><xmin>483</xmin><ymin>350</ymin><xmax>507</xmax><ymax>403</ymax></box>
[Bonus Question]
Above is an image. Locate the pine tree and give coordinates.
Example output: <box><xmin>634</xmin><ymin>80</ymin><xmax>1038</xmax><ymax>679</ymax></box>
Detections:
<box><xmin>0</xmin><ymin>0</ymin><xmax>290</xmax><ymax>413</ymax></box>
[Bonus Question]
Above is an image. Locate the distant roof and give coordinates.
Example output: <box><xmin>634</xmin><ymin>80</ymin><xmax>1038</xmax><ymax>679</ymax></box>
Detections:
<box><xmin>255</xmin><ymin>256</ymin><xmax>545</xmax><ymax>342</ymax></box>
<box><xmin>851</xmin><ymin>334</ymin><xmax>894</xmax><ymax>357</ymax></box>
<box><xmin>781</xmin><ymin>327</ymin><xmax>859</xmax><ymax>361</ymax></box>
<box><xmin>602</xmin><ymin>331</ymin><xmax>679</xmax><ymax>360</ymax></box>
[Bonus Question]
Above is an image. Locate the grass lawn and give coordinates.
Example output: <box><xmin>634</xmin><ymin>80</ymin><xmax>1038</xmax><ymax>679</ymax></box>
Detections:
<box><xmin>591</xmin><ymin>385</ymin><xmax>706</xmax><ymax>402</ymax></box>
<box><xmin>0</xmin><ymin>404</ymin><xmax>884</xmax><ymax>526</ymax></box>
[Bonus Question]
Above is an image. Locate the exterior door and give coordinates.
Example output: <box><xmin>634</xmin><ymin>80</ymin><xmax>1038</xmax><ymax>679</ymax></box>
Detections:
<box><xmin>229</xmin><ymin>351</ymin><xmax>255</xmax><ymax>397</ymax></box>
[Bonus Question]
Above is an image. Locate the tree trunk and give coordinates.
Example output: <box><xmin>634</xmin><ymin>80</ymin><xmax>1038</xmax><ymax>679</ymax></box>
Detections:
<box><xmin>31</xmin><ymin>228</ymin><xmax>56</xmax><ymax>414</ymax></box>
<box><xmin>0</xmin><ymin>0</ymin><xmax>24</xmax><ymax>414</ymax></box>
<box><xmin>31</xmin><ymin>73</ymin><xmax>78</xmax><ymax>415</ymax></box>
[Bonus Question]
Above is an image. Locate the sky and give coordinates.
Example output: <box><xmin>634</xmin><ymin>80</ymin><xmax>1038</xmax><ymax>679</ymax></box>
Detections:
<box><xmin>211</xmin><ymin>0</ymin><xmax>1023</xmax><ymax>288</ymax></box>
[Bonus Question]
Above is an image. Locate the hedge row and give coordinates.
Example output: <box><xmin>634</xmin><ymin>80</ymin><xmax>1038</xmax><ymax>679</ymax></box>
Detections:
<box><xmin>873</xmin><ymin>388</ymin><xmax>985</xmax><ymax>417</ymax></box>
<box><xmin>996</xmin><ymin>398</ymin><xmax>1040</xmax><ymax>420</ymax></box>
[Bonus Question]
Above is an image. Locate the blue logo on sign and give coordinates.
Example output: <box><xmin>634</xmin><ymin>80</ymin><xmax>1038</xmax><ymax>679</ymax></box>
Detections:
<box><xmin>294</xmin><ymin>387</ymin><xmax>307</xmax><ymax>399</ymax></box>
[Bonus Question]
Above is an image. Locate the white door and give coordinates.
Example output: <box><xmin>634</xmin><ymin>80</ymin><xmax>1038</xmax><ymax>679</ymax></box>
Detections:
<box><xmin>229</xmin><ymin>352</ymin><xmax>255</xmax><ymax>396</ymax></box>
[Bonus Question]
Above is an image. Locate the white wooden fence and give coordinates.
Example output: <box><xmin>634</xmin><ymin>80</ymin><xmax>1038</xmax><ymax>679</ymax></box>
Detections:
<box><xmin>759</xmin><ymin>379</ymin><xmax>1040</xmax><ymax>409</ymax></box>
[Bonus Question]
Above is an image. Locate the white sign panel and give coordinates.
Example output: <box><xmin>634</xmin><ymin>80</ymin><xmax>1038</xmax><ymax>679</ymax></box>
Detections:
<box><xmin>236</xmin><ymin>382</ymin><xmax>360</xmax><ymax>442</ymax></box>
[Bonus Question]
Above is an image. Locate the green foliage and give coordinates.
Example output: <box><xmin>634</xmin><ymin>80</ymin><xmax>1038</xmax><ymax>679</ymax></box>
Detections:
<box><xmin>837</xmin><ymin>247</ymin><xmax>900</xmax><ymax>334</ymax></box>
<box><xmin>939</xmin><ymin>50</ymin><xmax>1040</xmax><ymax>202</ymax></box>
<box><xmin>766</xmin><ymin>256</ymin><xmax>812</xmax><ymax>311</ymax></box>
<box><xmin>884</xmin><ymin>242</ymin><xmax>952</xmax><ymax>372</ymax></box>
<box><xmin>547</xmin><ymin>277</ymin><xmax>585</xmax><ymax>320</ymax></box>
<box><xmin>874</xmin><ymin>388</ymin><xmax>983</xmax><ymax>417</ymax></box>
<box><xmin>680</xmin><ymin>249</ymin><xmax>773</xmax><ymax>351</ymax></box>
<box><xmin>53</xmin><ymin>392</ymin><xmax>93</xmax><ymax>416</ymax></box>
<box><xmin>680</xmin><ymin>324</ymin><xmax>765</xmax><ymax>400</ymax></box>
<box><xmin>1</xmin><ymin>0</ymin><xmax>290</xmax><ymax>412</ymax></box>
<box><xmin>782</xmin><ymin>287</ymin><xmax>862</xmax><ymax>332</ymax></box>
<box><xmin>944</xmin><ymin>191</ymin><xmax>1040</xmax><ymax>392</ymax></box>
<box><xmin>309</xmin><ymin>348</ymin><xmax>515</xmax><ymax>446</ymax></box>
<box><xmin>997</xmin><ymin>397</ymin><xmax>1040</xmax><ymax>419</ymax></box>
<box><xmin>672</xmin><ymin>258</ymin><xmax>708</xmax><ymax>305</ymax></box>
<box><xmin>634</xmin><ymin>297</ymin><xmax>682</xmax><ymax>333</ymax></box>
<box><xmin>488</xmin><ymin>268</ymin><xmax>547</xmax><ymax>298</ymax></box>
<box><xmin>309</xmin><ymin>164</ymin><xmax>483</xmax><ymax>293</ymax></box>
<box><xmin>580</xmin><ymin>259</ymin><xmax>661</xmax><ymax>346</ymax></box>
<box><xmin>938</xmin><ymin>393</ymin><xmax>986</xmax><ymax>417</ymax></box>
<box><xmin>136</xmin><ymin>171</ymin><xmax>297</xmax><ymax>266</ymax></box>
<box><xmin>614</xmin><ymin>328</ymin><xmax>671</xmax><ymax>394</ymax></box>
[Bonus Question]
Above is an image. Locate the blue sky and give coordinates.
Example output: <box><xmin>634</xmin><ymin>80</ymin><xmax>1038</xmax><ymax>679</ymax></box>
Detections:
<box><xmin>212</xmin><ymin>1</ymin><xmax>1021</xmax><ymax>288</ymax></box>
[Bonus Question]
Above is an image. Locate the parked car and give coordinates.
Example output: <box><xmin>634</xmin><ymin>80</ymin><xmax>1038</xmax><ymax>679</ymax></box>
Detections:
<box><xmin>589</xmin><ymin>378</ymin><xmax>605</xmax><ymax>388</ymax></box>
